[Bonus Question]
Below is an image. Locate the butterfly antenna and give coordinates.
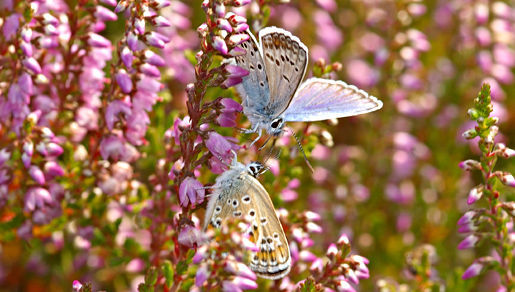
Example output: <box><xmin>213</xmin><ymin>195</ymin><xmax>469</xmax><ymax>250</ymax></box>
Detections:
<box><xmin>287</xmin><ymin>127</ymin><xmax>314</xmax><ymax>173</ymax></box>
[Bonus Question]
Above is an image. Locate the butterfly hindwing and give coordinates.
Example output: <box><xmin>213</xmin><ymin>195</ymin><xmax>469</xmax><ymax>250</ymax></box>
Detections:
<box><xmin>282</xmin><ymin>78</ymin><xmax>383</xmax><ymax>122</ymax></box>
<box><xmin>204</xmin><ymin>165</ymin><xmax>291</xmax><ymax>280</ymax></box>
<box><xmin>259</xmin><ymin>27</ymin><xmax>308</xmax><ymax>118</ymax></box>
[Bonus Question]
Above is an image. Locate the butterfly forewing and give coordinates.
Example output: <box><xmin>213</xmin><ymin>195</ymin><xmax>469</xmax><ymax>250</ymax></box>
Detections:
<box><xmin>204</xmin><ymin>165</ymin><xmax>291</xmax><ymax>280</ymax></box>
<box><xmin>282</xmin><ymin>78</ymin><xmax>384</xmax><ymax>122</ymax></box>
<box><xmin>234</xmin><ymin>31</ymin><xmax>271</xmax><ymax>119</ymax></box>
<box><xmin>259</xmin><ymin>27</ymin><xmax>308</xmax><ymax>118</ymax></box>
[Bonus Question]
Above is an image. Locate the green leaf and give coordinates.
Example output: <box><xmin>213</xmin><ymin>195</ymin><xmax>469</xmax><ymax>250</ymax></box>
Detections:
<box><xmin>162</xmin><ymin>260</ymin><xmax>174</xmax><ymax>287</ymax></box>
<box><xmin>144</xmin><ymin>266</ymin><xmax>158</xmax><ymax>286</ymax></box>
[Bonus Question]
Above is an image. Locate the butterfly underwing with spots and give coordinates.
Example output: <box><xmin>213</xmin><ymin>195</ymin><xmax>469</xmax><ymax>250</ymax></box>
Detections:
<box><xmin>203</xmin><ymin>156</ymin><xmax>291</xmax><ymax>280</ymax></box>
<box><xmin>234</xmin><ymin>26</ymin><xmax>383</xmax><ymax>145</ymax></box>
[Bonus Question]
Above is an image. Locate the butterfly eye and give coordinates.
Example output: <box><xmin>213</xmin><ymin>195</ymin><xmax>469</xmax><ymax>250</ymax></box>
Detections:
<box><xmin>270</xmin><ymin>118</ymin><xmax>282</xmax><ymax>129</ymax></box>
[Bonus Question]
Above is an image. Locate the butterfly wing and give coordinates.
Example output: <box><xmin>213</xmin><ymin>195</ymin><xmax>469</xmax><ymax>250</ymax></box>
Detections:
<box><xmin>234</xmin><ymin>30</ymin><xmax>271</xmax><ymax>119</ymax></box>
<box><xmin>259</xmin><ymin>27</ymin><xmax>308</xmax><ymax>118</ymax></box>
<box><xmin>282</xmin><ymin>78</ymin><xmax>383</xmax><ymax>122</ymax></box>
<box><xmin>205</xmin><ymin>171</ymin><xmax>291</xmax><ymax>280</ymax></box>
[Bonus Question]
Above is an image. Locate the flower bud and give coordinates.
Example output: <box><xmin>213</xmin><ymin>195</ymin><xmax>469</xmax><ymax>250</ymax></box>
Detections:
<box><xmin>467</xmin><ymin>186</ymin><xmax>483</xmax><ymax>205</ymax></box>
<box><xmin>462</xmin><ymin>129</ymin><xmax>477</xmax><ymax>139</ymax></box>
<box><xmin>459</xmin><ymin>159</ymin><xmax>481</xmax><ymax>171</ymax></box>
<box><xmin>212</xmin><ymin>36</ymin><xmax>228</xmax><ymax>55</ymax></box>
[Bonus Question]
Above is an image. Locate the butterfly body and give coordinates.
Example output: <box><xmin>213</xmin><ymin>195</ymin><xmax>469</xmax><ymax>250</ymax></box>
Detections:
<box><xmin>234</xmin><ymin>26</ymin><xmax>383</xmax><ymax>144</ymax></box>
<box><xmin>204</xmin><ymin>158</ymin><xmax>291</xmax><ymax>279</ymax></box>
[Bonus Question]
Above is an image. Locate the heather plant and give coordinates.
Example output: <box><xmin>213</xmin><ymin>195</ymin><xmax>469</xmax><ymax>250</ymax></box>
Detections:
<box><xmin>0</xmin><ymin>0</ymin><xmax>514</xmax><ymax>291</ymax></box>
<box><xmin>458</xmin><ymin>84</ymin><xmax>514</xmax><ymax>290</ymax></box>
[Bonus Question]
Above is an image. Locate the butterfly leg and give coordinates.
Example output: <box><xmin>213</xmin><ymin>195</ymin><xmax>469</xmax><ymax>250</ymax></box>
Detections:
<box><xmin>249</xmin><ymin>128</ymin><xmax>262</xmax><ymax>148</ymax></box>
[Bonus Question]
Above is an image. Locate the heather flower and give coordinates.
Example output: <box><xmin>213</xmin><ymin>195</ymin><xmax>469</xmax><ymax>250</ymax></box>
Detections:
<box><xmin>179</xmin><ymin>177</ymin><xmax>205</xmax><ymax>207</ymax></box>
<box><xmin>462</xmin><ymin>262</ymin><xmax>483</xmax><ymax>279</ymax></box>
<box><xmin>178</xmin><ymin>225</ymin><xmax>204</xmax><ymax>247</ymax></box>
<box><xmin>458</xmin><ymin>234</ymin><xmax>479</xmax><ymax>250</ymax></box>
<box><xmin>205</xmin><ymin>132</ymin><xmax>240</xmax><ymax>165</ymax></box>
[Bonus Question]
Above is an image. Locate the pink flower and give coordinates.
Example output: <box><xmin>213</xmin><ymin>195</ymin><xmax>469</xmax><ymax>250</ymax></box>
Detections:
<box><xmin>462</xmin><ymin>262</ymin><xmax>483</xmax><ymax>279</ymax></box>
<box><xmin>195</xmin><ymin>264</ymin><xmax>209</xmax><ymax>287</ymax></box>
<box><xmin>205</xmin><ymin>132</ymin><xmax>240</xmax><ymax>165</ymax></box>
<box><xmin>105</xmin><ymin>100</ymin><xmax>132</xmax><ymax>130</ymax></box>
<box><xmin>44</xmin><ymin>161</ymin><xmax>64</xmax><ymax>178</ymax></box>
<box><xmin>178</xmin><ymin>225</ymin><xmax>204</xmax><ymax>247</ymax></box>
<box><xmin>467</xmin><ymin>186</ymin><xmax>483</xmax><ymax>204</ymax></box>
<box><xmin>29</xmin><ymin>166</ymin><xmax>46</xmax><ymax>185</ymax></box>
<box><xmin>458</xmin><ymin>234</ymin><xmax>479</xmax><ymax>250</ymax></box>
<box><xmin>115</xmin><ymin>70</ymin><xmax>133</xmax><ymax>93</ymax></box>
<box><xmin>223</xmin><ymin>276</ymin><xmax>258</xmax><ymax>291</ymax></box>
<box><xmin>2</xmin><ymin>13</ymin><xmax>19</xmax><ymax>40</ymax></box>
<box><xmin>72</xmin><ymin>280</ymin><xmax>83</xmax><ymax>292</ymax></box>
<box><xmin>88</xmin><ymin>32</ymin><xmax>111</xmax><ymax>48</ymax></box>
<box><xmin>25</xmin><ymin>187</ymin><xmax>52</xmax><ymax>212</ymax></box>
<box><xmin>95</xmin><ymin>5</ymin><xmax>118</xmax><ymax>22</ymax></box>
<box><xmin>212</xmin><ymin>36</ymin><xmax>228</xmax><ymax>55</ymax></box>
<box><xmin>224</xmin><ymin>261</ymin><xmax>256</xmax><ymax>280</ymax></box>
<box><xmin>179</xmin><ymin>177</ymin><xmax>205</xmax><ymax>207</ymax></box>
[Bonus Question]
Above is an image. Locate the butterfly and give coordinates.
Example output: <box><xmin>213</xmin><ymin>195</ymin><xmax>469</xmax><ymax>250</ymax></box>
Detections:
<box><xmin>203</xmin><ymin>153</ymin><xmax>291</xmax><ymax>280</ymax></box>
<box><xmin>234</xmin><ymin>26</ymin><xmax>383</xmax><ymax>146</ymax></box>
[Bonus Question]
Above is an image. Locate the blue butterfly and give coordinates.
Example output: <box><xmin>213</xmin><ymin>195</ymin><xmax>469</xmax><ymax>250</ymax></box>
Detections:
<box><xmin>233</xmin><ymin>26</ymin><xmax>383</xmax><ymax>146</ymax></box>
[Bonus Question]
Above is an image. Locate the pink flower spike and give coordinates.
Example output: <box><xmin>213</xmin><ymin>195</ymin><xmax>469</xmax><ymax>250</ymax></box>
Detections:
<box><xmin>462</xmin><ymin>262</ymin><xmax>483</xmax><ymax>279</ymax></box>
<box><xmin>467</xmin><ymin>187</ymin><xmax>483</xmax><ymax>205</ymax></box>
<box><xmin>72</xmin><ymin>280</ymin><xmax>83</xmax><ymax>292</ymax></box>
<box><xmin>22</xmin><ymin>57</ymin><xmax>42</xmax><ymax>74</ymax></box>
<box><xmin>213</xmin><ymin>36</ymin><xmax>228</xmax><ymax>55</ymax></box>
<box><xmin>115</xmin><ymin>70</ymin><xmax>133</xmax><ymax>93</ymax></box>
<box><xmin>88</xmin><ymin>32</ymin><xmax>111</xmax><ymax>48</ymax></box>
<box><xmin>458</xmin><ymin>234</ymin><xmax>479</xmax><ymax>250</ymax></box>
<box><xmin>179</xmin><ymin>177</ymin><xmax>205</xmax><ymax>207</ymax></box>
<box><xmin>95</xmin><ymin>6</ymin><xmax>117</xmax><ymax>21</ymax></box>
<box><xmin>29</xmin><ymin>166</ymin><xmax>46</xmax><ymax>185</ymax></box>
